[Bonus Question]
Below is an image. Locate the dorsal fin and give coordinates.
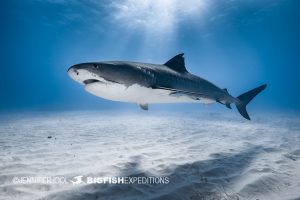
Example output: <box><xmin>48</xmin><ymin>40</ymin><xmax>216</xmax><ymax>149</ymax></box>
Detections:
<box><xmin>164</xmin><ymin>53</ymin><xmax>188</xmax><ymax>73</ymax></box>
<box><xmin>223</xmin><ymin>88</ymin><xmax>229</xmax><ymax>93</ymax></box>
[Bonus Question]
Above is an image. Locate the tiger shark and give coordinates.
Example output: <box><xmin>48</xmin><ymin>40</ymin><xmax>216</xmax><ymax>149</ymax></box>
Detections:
<box><xmin>68</xmin><ymin>53</ymin><xmax>267</xmax><ymax>120</ymax></box>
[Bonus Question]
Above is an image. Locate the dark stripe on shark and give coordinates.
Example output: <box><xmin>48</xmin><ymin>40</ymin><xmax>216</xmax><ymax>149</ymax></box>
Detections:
<box><xmin>151</xmin><ymin>86</ymin><xmax>210</xmax><ymax>100</ymax></box>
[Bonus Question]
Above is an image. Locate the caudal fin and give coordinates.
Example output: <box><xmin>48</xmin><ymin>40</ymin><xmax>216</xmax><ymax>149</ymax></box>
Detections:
<box><xmin>235</xmin><ymin>84</ymin><xmax>267</xmax><ymax>120</ymax></box>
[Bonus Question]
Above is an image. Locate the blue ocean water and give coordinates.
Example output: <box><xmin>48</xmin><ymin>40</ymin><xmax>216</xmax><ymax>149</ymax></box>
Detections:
<box><xmin>0</xmin><ymin>0</ymin><xmax>299</xmax><ymax>113</ymax></box>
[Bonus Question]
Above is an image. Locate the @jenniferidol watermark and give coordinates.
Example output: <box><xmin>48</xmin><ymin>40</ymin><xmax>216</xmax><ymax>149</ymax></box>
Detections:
<box><xmin>12</xmin><ymin>176</ymin><xmax>67</xmax><ymax>184</ymax></box>
<box><xmin>12</xmin><ymin>176</ymin><xmax>170</xmax><ymax>185</ymax></box>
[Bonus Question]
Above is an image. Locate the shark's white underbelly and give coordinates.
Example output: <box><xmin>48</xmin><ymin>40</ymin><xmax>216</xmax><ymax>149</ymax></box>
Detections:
<box><xmin>85</xmin><ymin>82</ymin><xmax>215</xmax><ymax>104</ymax></box>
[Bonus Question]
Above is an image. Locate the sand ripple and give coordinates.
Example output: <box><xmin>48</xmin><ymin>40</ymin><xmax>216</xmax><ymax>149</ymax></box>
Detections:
<box><xmin>0</xmin><ymin>111</ymin><xmax>299</xmax><ymax>200</ymax></box>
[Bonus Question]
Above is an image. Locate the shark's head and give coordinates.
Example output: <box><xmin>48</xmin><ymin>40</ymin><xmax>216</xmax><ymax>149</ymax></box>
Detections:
<box><xmin>68</xmin><ymin>62</ymin><xmax>132</xmax><ymax>85</ymax></box>
<box><xmin>68</xmin><ymin>62</ymin><xmax>111</xmax><ymax>85</ymax></box>
<box><xmin>68</xmin><ymin>62</ymin><xmax>106</xmax><ymax>85</ymax></box>
<box><xmin>68</xmin><ymin>62</ymin><xmax>153</xmax><ymax>87</ymax></box>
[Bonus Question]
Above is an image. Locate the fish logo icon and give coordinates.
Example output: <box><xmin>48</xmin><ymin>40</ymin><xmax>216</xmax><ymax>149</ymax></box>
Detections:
<box><xmin>70</xmin><ymin>176</ymin><xmax>84</xmax><ymax>185</ymax></box>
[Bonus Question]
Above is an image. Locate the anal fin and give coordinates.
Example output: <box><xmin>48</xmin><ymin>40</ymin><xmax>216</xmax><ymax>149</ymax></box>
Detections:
<box><xmin>226</xmin><ymin>103</ymin><xmax>232</xmax><ymax>109</ymax></box>
<box><xmin>217</xmin><ymin>100</ymin><xmax>232</xmax><ymax>109</ymax></box>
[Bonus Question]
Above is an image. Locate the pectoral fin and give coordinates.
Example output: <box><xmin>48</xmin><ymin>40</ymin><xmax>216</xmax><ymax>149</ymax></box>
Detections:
<box><xmin>139</xmin><ymin>103</ymin><xmax>149</xmax><ymax>111</ymax></box>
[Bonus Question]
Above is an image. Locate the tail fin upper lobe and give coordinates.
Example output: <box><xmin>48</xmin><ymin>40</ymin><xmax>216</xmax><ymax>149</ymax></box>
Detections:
<box><xmin>235</xmin><ymin>84</ymin><xmax>267</xmax><ymax>120</ymax></box>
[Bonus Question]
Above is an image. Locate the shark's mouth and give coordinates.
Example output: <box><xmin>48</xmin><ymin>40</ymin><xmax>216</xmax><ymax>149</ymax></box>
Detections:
<box><xmin>83</xmin><ymin>79</ymin><xmax>101</xmax><ymax>85</ymax></box>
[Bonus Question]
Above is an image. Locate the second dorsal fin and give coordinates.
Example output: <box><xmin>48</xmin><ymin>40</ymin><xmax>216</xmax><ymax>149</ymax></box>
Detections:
<box><xmin>164</xmin><ymin>53</ymin><xmax>188</xmax><ymax>73</ymax></box>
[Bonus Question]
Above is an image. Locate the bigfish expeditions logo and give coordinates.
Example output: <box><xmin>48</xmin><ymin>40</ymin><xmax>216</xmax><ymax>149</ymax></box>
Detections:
<box><xmin>12</xmin><ymin>175</ymin><xmax>169</xmax><ymax>185</ymax></box>
<box><xmin>70</xmin><ymin>176</ymin><xmax>84</xmax><ymax>185</ymax></box>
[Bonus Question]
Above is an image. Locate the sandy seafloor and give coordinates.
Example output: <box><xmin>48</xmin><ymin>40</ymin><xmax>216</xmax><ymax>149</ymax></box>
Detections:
<box><xmin>0</xmin><ymin>110</ymin><xmax>300</xmax><ymax>200</ymax></box>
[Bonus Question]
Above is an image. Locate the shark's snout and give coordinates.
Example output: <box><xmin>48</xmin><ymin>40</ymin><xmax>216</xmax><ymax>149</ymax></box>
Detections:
<box><xmin>68</xmin><ymin>63</ymin><xmax>102</xmax><ymax>85</ymax></box>
<box><xmin>68</xmin><ymin>65</ymin><xmax>91</xmax><ymax>85</ymax></box>
<box><xmin>67</xmin><ymin>67</ymin><xmax>77</xmax><ymax>74</ymax></box>
<box><xmin>67</xmin><ymin>66</ymin><xmax>79</xmax><ymax>80</ymax></box>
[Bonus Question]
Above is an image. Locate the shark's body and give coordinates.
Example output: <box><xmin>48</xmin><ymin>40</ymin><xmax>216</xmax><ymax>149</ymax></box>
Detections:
<box><xmin>68</xmin><ymin>53</ymin><xmax>266</xmax><ymax>120</ymax></box>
